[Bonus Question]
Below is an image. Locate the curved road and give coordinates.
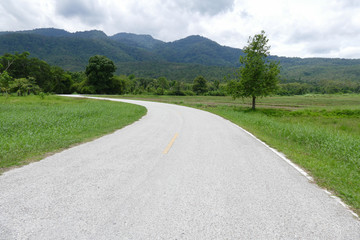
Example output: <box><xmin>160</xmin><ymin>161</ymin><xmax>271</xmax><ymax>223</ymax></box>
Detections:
<box><xmin>0</xmin><ymin>96</ymin><xmax>359</xmax><ymax>239</ymax></box>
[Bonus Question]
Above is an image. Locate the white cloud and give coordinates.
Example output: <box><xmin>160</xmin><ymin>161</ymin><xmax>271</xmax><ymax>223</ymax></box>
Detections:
<box><xmin>173</xmin><ymin>0</ymin><xmax>235</xmax><ymax>15</ymax></box>
<box><xmin>55</xmin><ymin>0</ymin><xmax>106</xmax><ymax>24</ymax></box>
<box><xmin>0</xmin><ymin>1</ymin><xmax>55</xmax><ymax>30</ymax></box>
<box><xmin>0</xmin><ymin>0</ymin><xmax>360</xmax><ymax>58</ymax></box>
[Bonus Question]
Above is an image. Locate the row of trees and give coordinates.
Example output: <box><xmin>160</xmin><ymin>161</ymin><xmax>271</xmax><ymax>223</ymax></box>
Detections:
<box><xmin>0</xmin><ymin>52</ymin><xmax>228</xmax><ymax>97</ymax></box>
<box><xmin>277</xmin><ymin>80</ymin><xmax>360</xmax><ymax>95</ymax></box>
<box><xmin>77</xmin><ymin>68</ymin><xmax>226</xmax><ymax>96</ymax></box>
<box><xmin>80</xmin><ymin>55</ymin><xmax>228</xmax><ymax>96</ymax></box>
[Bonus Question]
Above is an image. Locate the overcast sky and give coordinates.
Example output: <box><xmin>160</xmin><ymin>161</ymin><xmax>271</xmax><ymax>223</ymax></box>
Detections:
<box><xmin>0</xmin><ymin>0</ymin><xmax>359</xmax><ymax>58</ymax></box>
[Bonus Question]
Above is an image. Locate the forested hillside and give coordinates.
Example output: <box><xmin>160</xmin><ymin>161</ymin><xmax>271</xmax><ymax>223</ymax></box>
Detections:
<box><xmin>1</xmin><ymin>28</ymin><xmax>360</xmax><ymax>87</ymax></box>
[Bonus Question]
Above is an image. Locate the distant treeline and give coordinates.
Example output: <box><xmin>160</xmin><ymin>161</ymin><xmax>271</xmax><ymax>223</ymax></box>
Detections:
<box><xmin>278</xmin><ymin>80</ymin><xmax>360</xmax><ymax>95</ymax></box>
<box><xmin>1</xmin><ymin>52</ymin><xmax>359</xmax><ymax>97</ymax></box>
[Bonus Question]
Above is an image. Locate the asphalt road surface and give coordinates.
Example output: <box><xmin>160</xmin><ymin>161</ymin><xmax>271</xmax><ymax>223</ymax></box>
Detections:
<box><xmin>1</xmin><ymin>96</ymin><xmax>359</xmax><ymax>239</ymax></box>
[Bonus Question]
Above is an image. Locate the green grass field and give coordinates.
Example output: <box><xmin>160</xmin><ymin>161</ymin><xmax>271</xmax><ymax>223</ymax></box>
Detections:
<box><xmin>0</xmin><ymin>95</ymin><xmax>146</xmax><ymax>173</ymax></box>
<box><xmin>103</xmin><ymin>94</ymin><xmax>360</xmax><ymax>215</ymax></box>
<box><xmin>109</xmin><ymin>94</ymin><xmax>360</xmax><ymax>109</ymax></box>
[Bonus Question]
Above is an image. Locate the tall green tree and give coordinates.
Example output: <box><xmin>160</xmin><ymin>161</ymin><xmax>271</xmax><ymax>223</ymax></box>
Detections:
<box><xmin>85</xmin><ymin>55</ymin><xmax>116</xmax><ymax>94</ymax></box>
<box><xmin>230</xmin><ymin>31</ymin><xmax>280</xmax><ymax>110</ymax></box>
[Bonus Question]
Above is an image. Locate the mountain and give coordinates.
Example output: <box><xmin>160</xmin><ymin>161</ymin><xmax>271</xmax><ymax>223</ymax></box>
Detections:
<box><xmin>0</xmin><ymin>28</ymin><xmax>360</xmax><ymax>83</ymax></box>
<box><xmin>153</xmin><ymin>35</ymin><xmax>243</xmax><ymax>66</ymax></box>
<box><xmin>110</xmin><ymin>32</ymin><xmax>164</xmax><ymax>49</ymax></box>
<box><xmin>0</xmin><ymin>31</ymin><xmax>134</xmax><ymax>71</ymax></box>
<box><xmin>0</xmin><ymin>28</ymin><xmax>70</xmax><ymax>37</ymax></box>
<box><xmin>21</xmin><ymin>28</ymin><xmax>72</xmax><ymax>37</ymax></box>
<box><xmin>0</xmin><ymin>29</ymin><xmax>243</xmax><ymax>67</ymax></box>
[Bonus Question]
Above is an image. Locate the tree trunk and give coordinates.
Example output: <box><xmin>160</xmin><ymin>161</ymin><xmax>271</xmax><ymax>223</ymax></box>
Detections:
<box><xmin>252</xmin><ymin>96</ymin><xmax>256</xmax><ymax>110</ymax></box>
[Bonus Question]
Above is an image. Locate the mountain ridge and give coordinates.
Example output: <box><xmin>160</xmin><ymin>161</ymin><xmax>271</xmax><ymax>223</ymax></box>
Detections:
<box><xmin>0</xmin><ymin>28</ymin><xmax>360</xmax><ymax>83</ymax></box>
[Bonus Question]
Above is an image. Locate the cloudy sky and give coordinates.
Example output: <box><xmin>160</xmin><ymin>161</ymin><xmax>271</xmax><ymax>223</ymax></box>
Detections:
<box><xmin>0</xmin><ymin>0</ymin><xmax>359</xmax><ymax>58</ymax></box>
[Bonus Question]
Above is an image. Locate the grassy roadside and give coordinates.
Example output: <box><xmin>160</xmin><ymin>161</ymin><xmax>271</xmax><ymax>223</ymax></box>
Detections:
<box><xmin>101</xmin><ymin>94</ymin><xmax>360</xmax><ymax>215</ymax></box>
<box><xmin>0</xmin><ymin>95</ymin><xmax>146</xmax><ymax>173</ymax></box>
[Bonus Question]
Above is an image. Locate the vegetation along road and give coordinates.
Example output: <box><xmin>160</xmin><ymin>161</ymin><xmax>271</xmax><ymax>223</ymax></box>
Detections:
<box><xmin>0</xmin><ymin>95</ymin><xmax>359</xmax><ymax>239</ymax></box>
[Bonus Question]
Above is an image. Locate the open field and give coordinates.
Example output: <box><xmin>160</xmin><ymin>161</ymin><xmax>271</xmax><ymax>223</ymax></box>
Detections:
<box><xmin>102</xmin><ymin>94</ymin><xmax>360</xmax><ymax>215</ymax></box>
<box><xmin>108</xmin><ymin>93</ymin><xmax>360</xmax><ymax>109</ymax></box>
<box><xmin>0</xmin><ymin>95</ymin><xmax>146</xmax><ymax>173</ymax></box>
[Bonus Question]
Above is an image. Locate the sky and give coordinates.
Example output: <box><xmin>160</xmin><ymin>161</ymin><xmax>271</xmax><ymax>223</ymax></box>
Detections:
<box><xmin>0</xmin><ymin>0</ymin><xmax>360</xmax><ymax>59</ymax></box>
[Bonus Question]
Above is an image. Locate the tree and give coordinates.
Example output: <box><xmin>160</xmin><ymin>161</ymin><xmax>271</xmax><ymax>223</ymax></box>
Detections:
<box><xmin>27</xmin><ymin>58</ymin><xmax>52</xmax><ymax>92</ymax></box>
<box><xmin>10</xmin><ymin>77</ymin><xmax>41</xmax><ymax>96</ymax></box>
<box><xmin>212</xmin><ymin>79</ymin><xmax>220</xmax><ymax>90</ymax></box>
<box><xmin>0</xmin><ymin>71</ymin><xmax>12</xmax><ymax>94</ymax></box>
<box><xmin>157</xmin><ymin>77</ymin><xmax>169</xmax><ymax>90</ymax></box>
<box><xmin>192</xmin><ymin>75</ymin><xmax>208</xmax><ymax>95</ymax></box>
<box><xmin>85</xmin><ymin>55</ymin><xmax>116</xmax><ymax>94</ymax></box>
<box><xmin>169</xmin><ymin>81</ymin><xmax>185</xmax><ymax>95</ymax></box>
<box><xmin>0</xmin><ymin>52</ymin><xmax>31</xmax><ymax>78</ymax></box>
<box><xmin>0</xmin><ymin>52</ymin><xmax>56</xmax><ymax>93</ymax></box>
<box><xmin>50</xmin><ymin>66</ymin><xmax>73</xmax><ymax>94</ymax></box>
<box><xmin>110</xmin><ymin>76</ymin><xmax>126</xmax><ymax>94</ymax></box>
<box><xmin>230</xmin><ymin>31</ymin><xmax>280</xmax><ymax>110</ymax></box>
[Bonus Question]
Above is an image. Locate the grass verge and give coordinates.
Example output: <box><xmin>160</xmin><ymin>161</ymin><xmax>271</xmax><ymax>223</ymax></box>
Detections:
<box><xmin>0</xmin><ymin>95</ymin><xmax>146</xmax><ymax>173</ymax></box>
<box><xmin>101</xmin><ymin>94</ymin><xmax>360</xmax><ymax>215</ymax></box>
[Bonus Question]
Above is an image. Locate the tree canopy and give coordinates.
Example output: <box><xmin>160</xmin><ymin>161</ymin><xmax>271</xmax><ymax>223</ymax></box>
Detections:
<box><xmin>229</xmin><ymin>31</ymin><xmax>280</xmax><ymax>110</ymax></box>
<box><xmin>85</xmin><ymin>55</ymin><xmax>116</xmax><ymax>94</ymax></box>
<box><xmin>192</xmin><ymin>76</ymin><xmax>208</xmax><ymax>95</ymax></box>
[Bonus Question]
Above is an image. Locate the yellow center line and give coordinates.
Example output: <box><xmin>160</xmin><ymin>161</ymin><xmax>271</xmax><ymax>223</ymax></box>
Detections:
<box><xmin>163</xmin><ymin>133</ymin><xmax>179</xmax><ymax>154</ymax></box>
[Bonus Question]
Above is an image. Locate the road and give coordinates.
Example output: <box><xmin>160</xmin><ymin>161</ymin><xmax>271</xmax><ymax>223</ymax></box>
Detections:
<box><xmin>0</xmin><ymin>96</ymin><xmax>359</xmax><ymax>239</ymax></box>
